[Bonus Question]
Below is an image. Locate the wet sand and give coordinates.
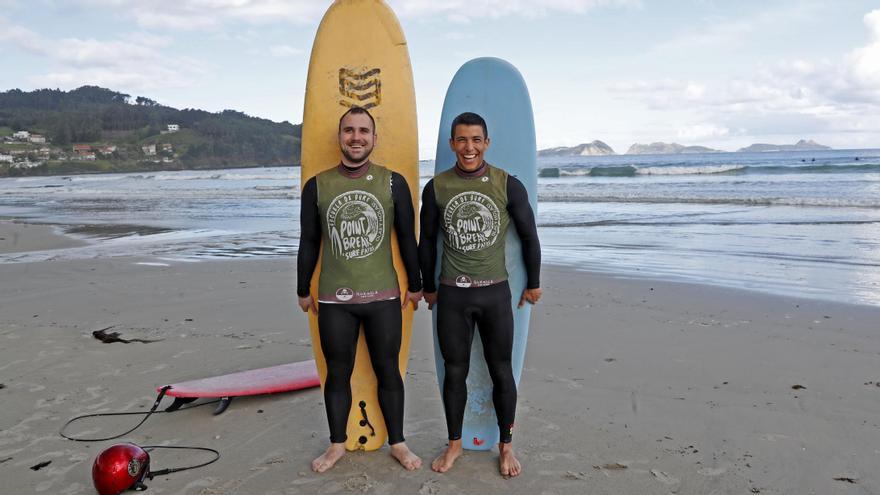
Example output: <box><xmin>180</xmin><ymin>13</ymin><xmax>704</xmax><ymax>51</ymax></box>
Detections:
<box><xmin>0</xmin><ymin>221</ymin><xmax>87</xmax><ymax>254</ymax></box>
<box><xmin>1</xmin><ymin>221</ymin><xmax>879</xmax><ymax>494</ymax></box>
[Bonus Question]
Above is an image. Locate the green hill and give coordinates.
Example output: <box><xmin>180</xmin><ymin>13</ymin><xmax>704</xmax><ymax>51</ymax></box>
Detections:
<box><xmin>0</xmin><ymin>86</ymin><xmax>301</xmax><ymax>176</ymax></box>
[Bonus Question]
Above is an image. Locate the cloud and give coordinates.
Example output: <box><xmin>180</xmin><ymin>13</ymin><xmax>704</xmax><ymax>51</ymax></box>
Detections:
<box><xmin>675</xmin><ymin>123</ymin><xmax>730</xmax><ymax>140</ymax></box>
<box><xmin>390</xmin><ymin>0</ymin><xmax>640</xmax><ymax>19</ymax></box>
<box><xmin>850</xmin><ymin>9</ymin><xmax>880</xmax><ymax>87</ymax></box>
<box><xmin>444</xmin><ymin>31</ymin><xmax>476</xmax><ymax>41</ymax></box>
<box><xmin>652</xmin><ymin>3</ymin><xmax>822</xmax><ymax>55</ymax></box>
<box><xmin>71</xmin><ymin>0</ymin><xmax>333</xmax><ymax>29</ymax></box>
<box><xmin>61</xmin><ymin>0</ymin><xmax>638</xmax><ymax>30</ymax></box>
<box><xmin>1</xmin><ymin>16</ymin><xmax>206</xmax><ymax>92</ymax></box>
<box><xmin>609</xmin><ymin>8</ymin><xmax>880</xmax><ymax>141</ymax></box>
<box><xmin>608</xmin><ymin>78</ymin><xmax>712</xmax><ymax>110</ymax></box>
<box><xmin>0</xmin><ymin>16</ymin><xmax>43</xmax><ymax>53</ymax></box>
<box><xmin>268</xmin><ymin>45</ymin><xmax>303</xmax><ymax>58</ymax></box>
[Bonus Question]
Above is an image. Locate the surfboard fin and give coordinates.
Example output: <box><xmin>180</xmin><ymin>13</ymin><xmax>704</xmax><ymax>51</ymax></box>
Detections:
<box><xmin>164</xmin><ymin>397</ymin><xmax>197</xmax><ymax>412</ymax></box>
<box><xmin>212</xmin><ymin>397</ymin><xmax>232</xmax><ymax>415</ymax></box>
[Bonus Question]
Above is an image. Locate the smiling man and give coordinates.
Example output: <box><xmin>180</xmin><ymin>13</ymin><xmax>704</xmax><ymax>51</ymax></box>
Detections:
<box><xmin>297</xmin><ymin>106</ymin><xmax>423</xmax><ymax>472</ymax></box>
<box><xmin>419</xmin><ymin>112</ymin><xmax>542</xmax><ymax>477</ymax></box>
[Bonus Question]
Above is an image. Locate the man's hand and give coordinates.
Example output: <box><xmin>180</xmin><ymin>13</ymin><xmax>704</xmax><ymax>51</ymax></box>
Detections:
<box><xmin>298</xmin><ymin>295</ymin><xmax>318</xmax><ymax>315</ymax></box>
<box><xmin>402</xmin><ymin>290</ymin><xmax>422</xmax><ymax>311</ymax></box>
<box><xmin>518</xmin><ymin>288</ymin><xmax>542</xmax><ymax>308</ymax></box>
<box><xmin>423</xmin><ymin>291</ymin><xmax>437</xmax><ymax>310</ymax></box>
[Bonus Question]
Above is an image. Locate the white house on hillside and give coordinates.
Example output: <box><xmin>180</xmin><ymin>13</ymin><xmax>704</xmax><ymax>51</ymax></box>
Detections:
<box><xmin>167</xmin><ymin>124</ymin><xmax>179</xmax><ymax>133</ymax></box>
<box><xmin>13</xmin><ymin>131</ymin><xmax>30</xmax><ymax>140</ymax></box>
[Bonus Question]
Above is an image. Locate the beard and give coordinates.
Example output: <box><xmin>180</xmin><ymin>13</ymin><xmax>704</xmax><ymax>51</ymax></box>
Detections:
<box><xmin>341</xmin><ymin>142</ymin><xmax>374</xmax><ymax>165</ymax></box>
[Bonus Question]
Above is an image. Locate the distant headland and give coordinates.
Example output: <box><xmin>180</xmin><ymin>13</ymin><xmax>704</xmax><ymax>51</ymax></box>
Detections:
<box><xmin>538</xmin><ymin>139</ymin><xmax>832</xmax><ymax>157</ymax></box>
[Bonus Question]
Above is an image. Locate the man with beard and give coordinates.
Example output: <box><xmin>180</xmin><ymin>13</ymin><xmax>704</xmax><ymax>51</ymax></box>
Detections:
<box><xmin>298</xmin><ymin>106</ymin><xmax>422</xmax><ymax>472</ymax></box>
<box><xmin>419</xmin><ymin>112</ymin><xmax>542</xmax><ymax>477</ymax></box>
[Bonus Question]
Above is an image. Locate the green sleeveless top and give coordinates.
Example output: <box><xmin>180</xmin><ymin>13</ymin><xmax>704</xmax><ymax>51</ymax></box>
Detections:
<box><xmin>316</xmin><ymin>163</ymin><xmax>399</xmax><ymax>303</ymax></box>
<box><xmin>433</xmin><ymin>163</ymin><xmax>510</xmax><ymax>288</ymax></box>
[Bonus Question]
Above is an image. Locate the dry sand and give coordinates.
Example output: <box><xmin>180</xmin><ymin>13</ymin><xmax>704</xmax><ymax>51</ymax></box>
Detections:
<box><xmin>1</xmin><ymin>221</ymin><xmax>879</xmax><ymax>494</ymax></box>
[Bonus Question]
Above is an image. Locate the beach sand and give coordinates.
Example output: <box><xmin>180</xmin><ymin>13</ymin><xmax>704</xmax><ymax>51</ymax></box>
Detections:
<box><xmin>2</xmin><ymin>221</ymin><xmax>879</xmax><ymax>494</ymax></box>
<box><xmin>0</xmin><ymin>221</ymin><xmax>87</xmax><ymax>255</ymax></box>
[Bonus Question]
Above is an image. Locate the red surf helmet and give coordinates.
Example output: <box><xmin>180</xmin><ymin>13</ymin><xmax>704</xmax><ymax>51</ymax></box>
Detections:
<box><xmin>92</xmin><ymin>443</ymin><xmax>150</xmax><ymax>495</ymax></box>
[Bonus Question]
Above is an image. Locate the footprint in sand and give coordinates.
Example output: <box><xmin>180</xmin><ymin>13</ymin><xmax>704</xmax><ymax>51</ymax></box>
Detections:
<box><xmin>760</xmin><ymin>433</ymin><xmax>790</xmax><ymax>442</ymax></box>
<box><xmin>0</xmin><ymin>359</ymin><xmax>26</xmax><ymax>371</ymax></box>
<box><xmin>12</xmin><ymin>382</ymin><xmax>47</xmax><ymax>392</ymax></box>
<box><xmin>98</xmin><ymin>368</ymin><xmax>125</xmax><ymax>377</ymax></box>
<box><xmin>545</xmin><ymin>373</ymin><xmax>583</xmax><ymax>389</ymax></box>
<box><xmin>35</xmin><ymin>394</ymin><xmax>69</xmax><ymax>409</ymax></box>
<box><xmin>698</xmin><ymin>465</ymin><xmax>729</xmax><ymax>476</ymax></box>
<box><xmin>180</xmin><ymin>476</ymin><xmax>219</xmax><ymax>492</ymax></box>
<box><xmin>539</xmin><ymin>452</ymin><xmax>577</xmax><ymax>461</ymax></box>
<box><xmin>137</xmin><ymin>363</ymin><xmax>168</xmax><ymax>374</ymax></box>
<box><xmin>343</xmin><ymin>473</ymin><xmax>375</xmax><ymax>492</ymax></box>
<box><xmin>650</xmin><ymin>469</ymin><xmax>680</xmax><ymax>486</ymax></box>
<box><xmin>418</xmin><ymin>479</ymin><xmax>441</xmax><ymax>495</ymax></box>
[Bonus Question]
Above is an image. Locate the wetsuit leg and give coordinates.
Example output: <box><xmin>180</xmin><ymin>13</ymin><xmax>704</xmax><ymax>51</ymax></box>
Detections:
<box><xmin>436</xmin><ymin>284</ymin><xmax>477</xmax><ymax>441</ymax></box>
<box><xmin>359</xmin><ymin>299</ymin><xmax>406</xmax><ymax>445</ymax></box>
<box><xmin>317</xmin><ymin>303</ymin><xmax>360</xmax><ymax>443</ymax></box>
<box><xmin>473</xmin><ymin>282</ymin><xmax>517</xmax><ymax>443</ymax></box>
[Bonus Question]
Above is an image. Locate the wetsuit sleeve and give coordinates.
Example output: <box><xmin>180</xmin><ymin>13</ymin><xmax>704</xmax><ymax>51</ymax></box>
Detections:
<box><xmin>296</xmin><ymin>177</ymin><xmax>320</xmax><ymax>297</ymax></box>
<box><xmin>507</xmin><ymin>176</ymin><xmax>541</xmax><ymax>289</ymax></box>
<box><xmin>391</xmin><ymin>172</ymin><xmax>422</xmax><ymax>293</ymax></box>
<box><xmin>418</xmin><ymin>179</ymin><xmax>440</xmax><ymax>293</ymax></box>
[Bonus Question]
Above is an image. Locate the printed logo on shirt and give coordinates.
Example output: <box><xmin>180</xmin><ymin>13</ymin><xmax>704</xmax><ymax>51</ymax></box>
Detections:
<box><xmin>455</xmin><ymin>275</ymin><xmax>473</xmax><ymax>288</ymax></box>
<box><xmin>443</xmin><ymin>191</ymin><xmax>501</xmax><ymax>252</ymax></box>
<box><xmin>335</xmin><ymin>287</ymin><xmax>354</xmax><ymax>302</ymax></box>
<box><xmin>327</xmin><ymin>190</ymin><xmax>385</xmax><ymax>260</ymax></box>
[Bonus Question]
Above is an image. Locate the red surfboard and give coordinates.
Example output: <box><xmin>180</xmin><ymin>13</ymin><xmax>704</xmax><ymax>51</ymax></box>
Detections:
<box><xmin>158</xmin><ymin>360</ymin><xmax>320</xmax><ymax>415</ymax></box>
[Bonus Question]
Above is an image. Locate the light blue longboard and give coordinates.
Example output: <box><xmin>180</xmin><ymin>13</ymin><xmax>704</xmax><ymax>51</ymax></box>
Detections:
<box><xmin>432</xmin><ymin>57</ymin><xmax>537</xmax><ymax>451</ymax></box>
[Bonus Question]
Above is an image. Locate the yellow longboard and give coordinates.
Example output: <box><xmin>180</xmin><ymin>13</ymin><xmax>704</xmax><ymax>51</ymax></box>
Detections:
<box><xmin>301</xmin><ymin>0</ymin><xmax>418</xmax><ymax>451</ymax></box>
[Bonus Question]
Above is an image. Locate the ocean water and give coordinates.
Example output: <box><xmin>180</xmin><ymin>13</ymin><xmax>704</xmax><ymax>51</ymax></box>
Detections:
<box><xmin>1</xmin><ymin>149</ymin><xmax>879</xmax><ymax>306</ymax></box>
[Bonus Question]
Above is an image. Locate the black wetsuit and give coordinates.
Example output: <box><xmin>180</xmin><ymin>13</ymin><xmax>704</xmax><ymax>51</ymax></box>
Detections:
<box><xmin>298</xmin><ymin>166</ymin><xmax>421</xmax><ymax>445</ymax></box>
<box><xmin>419</xmin><ymin>163</ymin><xmax>541</xmax><ymax>443</ymax></box>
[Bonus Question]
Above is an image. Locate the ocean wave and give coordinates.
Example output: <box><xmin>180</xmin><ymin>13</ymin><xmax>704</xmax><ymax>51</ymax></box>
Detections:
<box><xmin>550</xmin><ymin>164</ymin><xmax>744</xmax><ymax>177</ymax></box>
<box><xmin>636</xmin><ymin>164</ymin><xmax>746</xmax><ymax>175</ymax></box>
<box><xmin>67</xmin><ymin>175</ymin><xmax>126</xmax><ymax>182</ymax></box>
<box><xmin>537</xmin><ymin>193</ymin><xmax>880</xmax><ymax>208</ymax></box>
<box><xmin>539</xmin><ymin>219</ymin><xmax>880</xmax><ymax>228</ymax></box>
<box><xmin>253</xmin><ymin>185</ymin><xmax>296</xmax><ymax>191</ymax></box>
<box><xmin>141</xmin><ymin>172</ymin><xmax>296</xmax><ymax>181</ymax></box>
<box><xmin>752</xmin><ymin>163</ymin><xmax>880</xmax><ymax>174</ymax></box>
<box><xmin>543</xmin><ymin>162</ymin><xmax>880</xmax><ymax>178</ymax></box>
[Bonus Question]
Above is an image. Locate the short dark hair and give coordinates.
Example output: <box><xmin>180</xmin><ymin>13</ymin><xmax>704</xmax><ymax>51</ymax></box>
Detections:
<box><xmin>450</xmin><ymin>112</ymin><xmax>488</xmax><ymax>139</ymax></box>
<box><xmin>339</xmin><ymin>106</ymin><xmax>376</xmax><ymax>133</ymax></box>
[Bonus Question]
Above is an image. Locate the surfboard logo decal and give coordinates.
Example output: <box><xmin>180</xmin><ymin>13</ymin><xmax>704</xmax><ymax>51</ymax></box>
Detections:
<box><xmin>443</xmin><ymin>191</ymin><xmax>501</xmax><ymax>252</ymax></box>
<box><xmin>327</xmin><ymin>190</ymin><xmax>386</xmax><ymax>260</ymax></box>
<box><xmin>339</xmin><ymin>67</ymin><xmax>382</xmax><ymax>109</ymax></box>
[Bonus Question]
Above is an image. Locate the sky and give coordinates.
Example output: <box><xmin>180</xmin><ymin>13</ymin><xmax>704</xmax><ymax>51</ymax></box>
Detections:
<box><xmin>1</xmin><ymin>0</ymin><xmax>879</xmax><ymax>158</ymax></box>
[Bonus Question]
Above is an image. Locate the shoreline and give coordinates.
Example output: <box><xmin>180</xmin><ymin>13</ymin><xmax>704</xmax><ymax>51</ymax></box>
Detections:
<box><xmin>0</xmin><ymin>220</ymin><xmax>88</xmax><ymax>254</ymax></box>
<box><xmin>0</xmin><ymin>161</ymin><xmax>301</xmax><ymax>179</ymax></box>
<box><xmin>2</xmin><ymin>221</ymin><xmax>879</xmax><ymax>493</ymax></box>
<box><xmin>2</xmin><ymin>218</ymin><xmax>877</xmax><ymax>309</ymax></box>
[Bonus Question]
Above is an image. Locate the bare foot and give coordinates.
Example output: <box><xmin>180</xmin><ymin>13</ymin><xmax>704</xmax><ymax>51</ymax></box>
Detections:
<box><xmin>498</xmin><ymin>443</ymin><xmax>522</xmax><ymax>478</ymax></box>
<box><xmin>431</xmin><ymin>439</ymin><xmax>462</xmax><ymax>473</ymax></box>
<box><xmin>311</xmin><ymin>443</ymin><xmax>345</xmax><ymax>473</ymax></box>
<box><xmin>389</xmin><ymin>442</ymin><xmax>422</xmax><ymax>470</ymax></box>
